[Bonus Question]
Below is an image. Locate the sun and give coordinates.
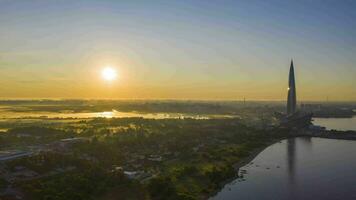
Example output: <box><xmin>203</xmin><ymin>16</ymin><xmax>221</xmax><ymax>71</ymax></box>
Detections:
<box><xmin>101</xmin><ymin>67</ymin><xmax>117</xmax><ymax>81</ymax></box>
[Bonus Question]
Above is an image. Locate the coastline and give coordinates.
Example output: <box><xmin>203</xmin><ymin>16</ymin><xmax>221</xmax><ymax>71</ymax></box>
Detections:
<box><xmin>232</xmin><ymin>138</ymin><xmax>283</xmax><ymax>172</ymax></box>
<box><xmin>205</xmin><ymin>138</ymin><xmax>284</xmax><ymax>200</ymax></box>
<box><xmin>299</xmin><ymin>129</ymin><xmax>356</xmax><ymax>141</ymax></box>
<box><xmin>207</xmin><ymin>130</ymin><xmax>356</xmax><ymax>199</ymax></box>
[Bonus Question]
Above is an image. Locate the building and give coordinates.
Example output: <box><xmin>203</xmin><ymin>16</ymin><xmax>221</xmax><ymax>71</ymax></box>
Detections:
<box><xmin>287</xmin><ymin>60</ymin><xmax>297</xmax><ymax>115</ymax></box>
<box><xmin>280</xmin><ymin>60</ymin><xmax>312</xmax><ymax>129</ymax></box>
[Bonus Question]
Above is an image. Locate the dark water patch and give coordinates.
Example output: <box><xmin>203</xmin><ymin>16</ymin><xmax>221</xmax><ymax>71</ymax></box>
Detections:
<box><xmin>212</xmin><ymin>137</ymin><xmax>356</xmax><ymax>200</ymax></box>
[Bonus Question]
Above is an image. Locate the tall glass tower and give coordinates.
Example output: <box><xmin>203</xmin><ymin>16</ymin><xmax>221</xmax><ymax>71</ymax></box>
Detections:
<box><xmin>287</xmin><ymin>60</ymin><xmax>297</xmax><ymax>115</ymax></box>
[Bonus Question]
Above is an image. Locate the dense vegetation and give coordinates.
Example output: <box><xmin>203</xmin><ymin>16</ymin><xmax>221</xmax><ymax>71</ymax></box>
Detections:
<box><xmin>1</xmin><ymin>117</ymin><xmax>287</xmax><ymax>200</ymax></box>
<box><xmin>0</xmin><ymin>178</ymin><xmax>7</xmax><ymax>190</ymax></box>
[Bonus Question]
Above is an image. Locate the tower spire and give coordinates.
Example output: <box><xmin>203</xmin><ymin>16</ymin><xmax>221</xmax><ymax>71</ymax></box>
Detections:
<box><xmin>287</xmin><ymin>59</ymin><xmax>297</xmax><ymax>115</ymax></box>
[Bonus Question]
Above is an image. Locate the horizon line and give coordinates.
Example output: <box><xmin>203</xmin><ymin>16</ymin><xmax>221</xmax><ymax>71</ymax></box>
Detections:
<box><xmin>0</xmin><ymin>98</ymin><xmax>355</xmax><ymax>103</ymax></box>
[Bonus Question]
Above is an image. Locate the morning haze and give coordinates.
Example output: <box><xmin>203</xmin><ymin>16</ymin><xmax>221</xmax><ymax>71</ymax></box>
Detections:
<box><xmin>1</xmin><ymin>1</ymin><xmax>356</xmax><ymax>200</ymax></box>
<box><xmin>0</xmin><ymin>0</ymin><xmax>355</xmax><ymax>101</ymax></box>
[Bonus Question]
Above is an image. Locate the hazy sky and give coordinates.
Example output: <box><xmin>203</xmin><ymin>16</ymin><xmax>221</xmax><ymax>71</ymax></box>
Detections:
<box><xmin>0</xmin><ymin>0</ymin><xmax>355</xmax><ymax>101</ymax></box>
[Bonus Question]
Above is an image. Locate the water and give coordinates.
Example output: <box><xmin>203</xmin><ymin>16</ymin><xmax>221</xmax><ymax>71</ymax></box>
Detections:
<box><xmin>313</xmin><ymin>117</ymin><xmax>356</xmax><ymax>131</ymax></box>
<box><xmin>0</xmin><ymin>109</ymin><xmax>235</xmax><ymax>120</ymax></box>
<box><xmin>212</xmin><ymin>137</ymin><xmax>356</xmax><ymax>200</ymax></box>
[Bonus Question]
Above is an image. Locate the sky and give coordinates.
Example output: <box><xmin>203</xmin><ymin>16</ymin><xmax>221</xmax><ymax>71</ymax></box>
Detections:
<box><xmin>0</xmin><ymin>0</ymin><xmax>355</xmax><ymax>101</ymax></box>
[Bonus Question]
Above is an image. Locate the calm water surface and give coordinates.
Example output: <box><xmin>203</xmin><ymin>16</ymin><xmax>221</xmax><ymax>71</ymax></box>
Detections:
<box><xmin>313</xmin><ymin>117</ymin><xmax>356</xmax><ymax>131</ymax></box>
<box><xmin>212</xmin><ymin>137</ymin><xmax>356</xmax><ymax>200</ymax></box>
<box><xmin>0</xmin><ymin>109</ymin><xmax>234</xmax><ymax>120</ymax></box>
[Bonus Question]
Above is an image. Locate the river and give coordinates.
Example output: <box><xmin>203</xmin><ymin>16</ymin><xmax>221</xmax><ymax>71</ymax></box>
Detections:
<box><xmin>0</xmin><ymin>109</ymin><xmax>234</xmax><ymax>120</ymax></box>
<box><xmin>212</xmin><ymin>137</ymin><xmax>356</xmax><ymax>200</ymax></box>
<box><xmin>313</xmin><ymin>116</ymin><xmax>356</xmax><ymax>131</ymax></box>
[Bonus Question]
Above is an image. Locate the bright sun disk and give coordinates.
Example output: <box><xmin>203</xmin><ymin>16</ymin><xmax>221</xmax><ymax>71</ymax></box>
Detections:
<box><xmin>102</xmin><ymin>67</ymin><xmax>117</xmax><ymax>81</ymax></box>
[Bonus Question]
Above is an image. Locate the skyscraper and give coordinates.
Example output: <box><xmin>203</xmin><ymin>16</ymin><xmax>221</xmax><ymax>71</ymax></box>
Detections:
<box><xmin>287</xmin><ymin>60</ymin><xmax>296</xmax><ymax>115</ymax></box>
<box><xmin>280</xmin><ymin>59</ymin><xmax>312</xmax><ymax>128</ymax></box>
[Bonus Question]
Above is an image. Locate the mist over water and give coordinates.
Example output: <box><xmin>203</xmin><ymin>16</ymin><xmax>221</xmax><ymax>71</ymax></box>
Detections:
<box><xmin>0</xmin><ymin>110</ymin><xmax>232</xmax><ymax>120</ymax></box>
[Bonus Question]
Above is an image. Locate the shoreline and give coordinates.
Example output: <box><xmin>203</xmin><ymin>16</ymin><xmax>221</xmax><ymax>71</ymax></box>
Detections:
<box><xmin>205</xmin><ymin>138</ymin><xmax>284</xmax><ymax>200</ymax></box>
<box><xmin>207</xmin><ymin>133</ymin><xmax>356</xmax><ymax>199</ymax></box>
<box><xmin>313</xmin><ymin>115</ymin><xmax>355</xmax><ymax>118</ymax></box>
<box><xmin>232</xmin><ymin>138</ymin><xmax>284</xmax><ymax>172</ymax></box>
<box><xmin>298</xmin><ymin>129</ymin><xmax>356</xmax><ymax>141</ymax></box>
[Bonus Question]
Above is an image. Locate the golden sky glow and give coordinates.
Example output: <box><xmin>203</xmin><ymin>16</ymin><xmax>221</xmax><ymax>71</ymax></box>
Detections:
<box><xmin>0</xmin><ymin>1</ymin><xmax>355</xmax><ymax>101</ymax></box>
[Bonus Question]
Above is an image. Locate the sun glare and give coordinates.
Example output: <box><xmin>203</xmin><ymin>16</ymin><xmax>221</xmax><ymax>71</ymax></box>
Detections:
<box><xmin>102</xmin><ymin>67</ymin><xmax>117</xmax><ymax>81</ymax></box>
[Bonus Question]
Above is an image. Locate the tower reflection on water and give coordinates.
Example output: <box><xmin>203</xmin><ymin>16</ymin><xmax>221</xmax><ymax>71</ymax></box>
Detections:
<box><xmin>287</xmin><ymin>137</ymin><xmax>313</xmax><ymax>184</ymax></box>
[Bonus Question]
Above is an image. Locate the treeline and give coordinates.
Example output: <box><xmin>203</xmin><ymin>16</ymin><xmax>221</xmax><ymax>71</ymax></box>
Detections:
<box><xmin>20</xmin><ymin>166</ymin><xmax>131</xmax><ymax>200</ymax></box>
<box><xmin>2</xmin><ymin>118</ymin><xmax>287</xmax><ymax>200</ymax></box>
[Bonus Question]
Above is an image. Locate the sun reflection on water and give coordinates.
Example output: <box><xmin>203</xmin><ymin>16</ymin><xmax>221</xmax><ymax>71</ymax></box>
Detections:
<box><xmin>97</xmin><ymin>111</ymin><xmax>115</xmax><ymax>118</ymax></box>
